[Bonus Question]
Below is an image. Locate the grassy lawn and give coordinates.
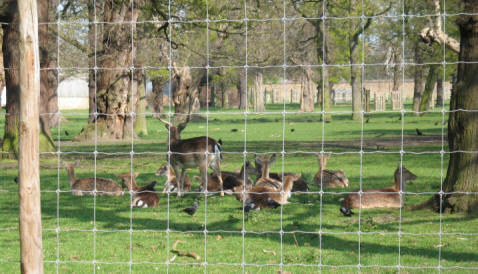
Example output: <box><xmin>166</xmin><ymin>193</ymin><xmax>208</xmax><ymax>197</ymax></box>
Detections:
<box><xmin>1</xmin><ymin>103</ymin><xmax>477</xmax><ymax>273</ymax></box>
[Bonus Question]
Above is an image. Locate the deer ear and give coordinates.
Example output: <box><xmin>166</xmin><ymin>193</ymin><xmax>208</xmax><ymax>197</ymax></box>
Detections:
<box><xmin>326</xmin><ymin>152</ymin><xmax>332</xmax><ymax>158</ymax></box>
<box><xmin>74</xmin><ymin>160</ymin><xmax>81</xmax><ymax>167</ymax></box>
<box><xmin>177</xmin><ymin>122</ymin><xmax>187</xmax><ymax>133</ymax></box>
<box><xmin>270</xmin><ymin>154</ymin><xmax>277</xmax><ymax>164</ymax></box>
<box><xmin>134</xmin><ymin>172</ymin><xmax>139</xmax><ymax>178</ymax></box>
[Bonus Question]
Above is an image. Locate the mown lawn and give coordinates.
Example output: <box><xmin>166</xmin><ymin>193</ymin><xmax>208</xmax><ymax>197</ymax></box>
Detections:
<box><xmin>1</xmin><ymin>103</ymin><xmax>477</xmax><ymax>273</ymax></box>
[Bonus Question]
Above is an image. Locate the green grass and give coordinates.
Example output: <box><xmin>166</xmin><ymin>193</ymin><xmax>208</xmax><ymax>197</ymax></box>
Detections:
<box><xmin>1</xmin><ymin>103</ymin><xmax>477</xmax><ymax>273</ymax></box>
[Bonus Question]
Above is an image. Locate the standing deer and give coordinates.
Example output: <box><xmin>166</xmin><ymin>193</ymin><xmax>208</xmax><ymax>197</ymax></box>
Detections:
<box><xmin>158</xmin><ymin>117</ymin><xmax>224</xmax><ymax>197</ymax></box>
<box><xmin>313</xmin><ymin>153</ymin><xmax>349</xmax><ymax>188</ymax></box>
<box><xmin>155</xmin><ymin>162</ymin><xmax>192</xmax><ymax>194</ymax></box>
<box><xmin>340</xmin><ymin>164</ymin><xmax>417</xmax><ymax>216</ymax></box>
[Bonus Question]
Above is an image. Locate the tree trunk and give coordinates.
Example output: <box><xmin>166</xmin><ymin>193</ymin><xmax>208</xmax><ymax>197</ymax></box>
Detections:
<box><xmin>350</xmin><ymin>56</ymin><xmax>361</xmax><ymax>120</ymax></box>
<box><xmin>133</xmin><ymin>68</ymin><xmax>148</xmax><ymax>137</ymax></box>
<box><xmin>38</xmin><ymin>0</ymin><xmax>57</xmax><ymax>142</ymax></box>
<box><xmin>419</xmin><ymin>65</ymin><xmax>439</xmax><ymax>113</ymax></box>
<box><xmin>321</xmin><ymin>74</ymin><xmax>332</xmax><ymax>121</ymax></box>
<box><xmin>436</xmin><ymin>72</ymin><xmax>444</xmax><ymax>107</ymax></box>
<box><xmin>1</xmin><ymin>0</ymin><xmax>54</xmax><ymax>157</ymax></box>
<box><xmin>440</xmin><ymin>2</ymin><xmax>478</xmax><ymax>213</ymax></box>
<box><xmin>392</xmin><ymin>51</ymin><xmax>401</xmax><ymax>92</ymax></box>
<box><xmin>171</xmin><ymin>66</ymin><xmax>202</xmax><ymax>123</ymax></box>
<box><xmin>391</xmin><ymin>57</ymin><xmax>402</xmax><ymax>110</ymax></box>
<box><xmin>252</xmin><ymin>71</ymin><xmax>265</xmax><ymax>112</ymax></box>
<box><xmin>238</xmin><ymin>67</ymin><xmax>247</xmax><ymax>110</ymax></box>
<box><xmin>0</xmin><ymin>29</ymin><xmax>4</xmax><ymax>94</ymax></box>
<box><xmin>315</xmin><ymin>19</ymin><xmax>332</xmax><ymax>121</ymax></box>
<box><xmin>77</xmin><ymin>0</ymin><xmax>138</xmax><ymax>140</ymax></box>
<box><xmin>300</xmin><ymin>67</ymin><xmax>315</xmax><ymax>112</ymax></box>
<box><xmin>87</xmin><ymin>0</ymin><xmax>98</xmax><ymax>123</ymax></box>
<box><xmin>150</xmin><ymin>78</ymin><xmax>163</xmax><ymax>117</ymax></box>
<box><xmin>413</xmin><ymin>43</ymin><xmax>425</xmax><ymax>116</ymax></box>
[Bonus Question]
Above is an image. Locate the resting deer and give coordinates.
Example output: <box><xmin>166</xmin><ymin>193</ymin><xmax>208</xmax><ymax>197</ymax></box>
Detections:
<box><xmin>115</xmin><ymin>172</ymin><xmax>159</xmax><ymax>208</ymax></box>
<box><xmin>158</xmin><ymin>116</ymin><xmax>223</xmax><ymax>197</ymax></box>
<box><xmin>313</xmin><ymin>153</ymin><xmax>349</xmax><ymax>188</ymax></box>
<box><xmin>232</xmin><ymin>154</ymin><xmax>282</xmax><ymax>202</ymax></box>
<box><xmin>155</xmin><ymin>163</ymin><xmax>192</xmax><ymax>194</ymax></box>
<box><xmin>243</xmin><ymin>173</ymin><xmax>301</xmax><ymax>212</ymax></box>
<box><xmin>340</xmin><ymin>165</ymin><xmax>417</xmax><ymax>216</ymax></box>
<box><xmin>253</xmin><ymin>154</ymin><xmax>308</xmax><ymax>192</ymax></box>
<box><xmin>193</xmin><ymin>161</ymin><xmax>255</xmax><ymax>193</ymax></box>
<box><xmin>63</xmin><ymin>160</ymin><xmax>123</xmax><ymax>196</ymax></box>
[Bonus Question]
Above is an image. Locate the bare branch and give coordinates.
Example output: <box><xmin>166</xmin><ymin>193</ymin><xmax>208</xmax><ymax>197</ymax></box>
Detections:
<box><xmin>419</xmin><ymin>0</ymin><xmax>460</xmax><ymax>53</ymax></box>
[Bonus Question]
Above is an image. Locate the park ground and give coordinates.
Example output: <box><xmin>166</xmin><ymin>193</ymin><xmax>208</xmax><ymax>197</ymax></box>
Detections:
<box><xmin>0</xmin><ymin>103</ymin><xmax>477</xmax><ymax>273</ymax></box>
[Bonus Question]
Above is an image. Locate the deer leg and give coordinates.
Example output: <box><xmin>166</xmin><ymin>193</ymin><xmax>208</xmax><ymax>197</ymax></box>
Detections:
<box><xmin>172</xmin><ymin>165</ymin><xmax>182</xmax><ymax>197</ymax></box>
<box><xmin>178</xmin><ymin>169</ymin><xmax>187</xmax><ymax>197</ymax></box>
<box><xmin>199</xmin><ymin>162</ymin><xmax>208</xmax><ymax>194</ymax></box>
<box><xmin>211</xmin><ymin>160</ymin><xmax>224</xmax><ymax>197</ymax></box>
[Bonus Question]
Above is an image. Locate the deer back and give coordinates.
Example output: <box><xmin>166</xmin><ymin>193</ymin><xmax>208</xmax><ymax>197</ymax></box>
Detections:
<box><xmin>72</xmin><ymin>177</ymin><xmax>123</xmax><ymax>196</ymax></box>
<box><xmin>170</xmin><ymin>136</ymin><xmax>221</xmax><ymax>167</ymax></box>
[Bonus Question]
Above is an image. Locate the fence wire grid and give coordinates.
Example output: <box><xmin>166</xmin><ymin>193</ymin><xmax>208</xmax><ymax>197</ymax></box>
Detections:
<box><xmin>0</xmin><ymin>0</ymin><xmax>477</xmax><ymax>273</ymax></box>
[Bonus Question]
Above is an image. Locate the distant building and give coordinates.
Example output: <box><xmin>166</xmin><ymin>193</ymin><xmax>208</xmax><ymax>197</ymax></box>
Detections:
<box><xmin>57</xmin><ymin>77</ymin><xmax>89</xmax><ymax>109</ymax></box>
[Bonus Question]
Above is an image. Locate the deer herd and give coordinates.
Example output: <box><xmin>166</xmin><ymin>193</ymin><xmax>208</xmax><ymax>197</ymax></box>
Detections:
<box><xmin>62</xmin><ymin>118</ymin><xmax>418</xmax><ymax>216</ymax></box>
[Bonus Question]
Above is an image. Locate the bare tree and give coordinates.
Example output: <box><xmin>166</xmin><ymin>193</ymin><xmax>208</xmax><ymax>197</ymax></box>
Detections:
<box><xmin>419</xmin><ymin>0</ymin><xmax>460</xmax><ymax>54</ymax></box>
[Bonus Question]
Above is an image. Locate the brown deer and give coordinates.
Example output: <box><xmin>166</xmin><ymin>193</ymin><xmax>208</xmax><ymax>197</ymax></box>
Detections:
<box><xmin>243</xmin><ymin>173</ymin><xmax>301</xmax><ymax>212</ymax></box>
<box><xmin>193</xmin><ymin>161</ymin><xmax>255</xmax><ymax>193</ymax></box>
<box><xmin>340</xmin><ymin>165</ymin><xmax>417</xmax><ymax>216</ymax></box>
<box><xmin>253</xmin><ymin>154</ymin><xmax>308</xmax><ymax>192</ymax></box>
<box><xmin>158</xmin><ymin>116</ymin><xmax>223</xmax><ymax>197</ymax></box>
<box><xmin>115</xmin><ymin>172</ymin><xmax>159</xmax><ymax>208</ymax></box>
<box><xmin>155</xmin><ymin>163</ymin><xmax>192</xmax><ymax>194</ymax></box>
<box><xmin>313</xmin><ymin>153</ymin><xmax>349</xmax><ymax>188</ymax></box>
<box><xmin>63</xmin><ymin>160</ymin><xmax>123</xmax><ymax>196</ymax></box>
<box><xmin>232</xmin><ymin>154</ymin><xmax>282</xmax><ymax>202</ymax></box>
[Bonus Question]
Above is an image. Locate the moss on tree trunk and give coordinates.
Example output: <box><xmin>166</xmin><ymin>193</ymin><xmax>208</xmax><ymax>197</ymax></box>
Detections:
<box><xmin>1</xmin><ymin>0</ymin><xmax>55</xmax><ymax>158</ymax></box>
<box><xmin>419</xmin><ymin>65</ymin><xmax>439</xmax><ymax>114</ymax></box>
<box><xmin>412</xmin><ymin>43</ymin><xmax>425</xmax><ymax>116</ymax></box>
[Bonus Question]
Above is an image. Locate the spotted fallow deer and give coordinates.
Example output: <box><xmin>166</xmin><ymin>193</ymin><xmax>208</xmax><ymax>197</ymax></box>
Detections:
<box><xmin>313</xmin><ymin>153</ymin><xmax>349</xmax><ymax>188</ymax></box>
<box><xmin>340</xmin><ymin>164</ymin><xmax>417</xmax><ymax>216</ymax></box>
<box><xmin>63</xmin><ymin>160</ymin><xmax>123</xmax><ymax>196</ymax></box>
<box><xmin>158</xmin><ymin>116</ymin><xmax>223</xmax><ymax>197</ymax></box>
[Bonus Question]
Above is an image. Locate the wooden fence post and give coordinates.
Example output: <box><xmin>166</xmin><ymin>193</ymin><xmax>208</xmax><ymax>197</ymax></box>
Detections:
<box><xmin>362</xmin><ymin>88</ymin><xmax>371</xmax><ymax>113</ymax></box>
<box><xmin>18</xmin><ymin>0</ymin><xmax>44</xmax><ymax>273</ymax></box>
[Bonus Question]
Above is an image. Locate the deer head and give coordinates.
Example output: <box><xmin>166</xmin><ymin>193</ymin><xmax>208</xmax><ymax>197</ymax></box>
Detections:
<box><xmin>158</xmin><ymin>116</ymin><xmax>190</xmax><ymax>145</ymax></box>
<box><xmin>254</xmin><ymin>154</ymin><xmax>277</xmax><ymax>179</ymax></box>
<box><xmin>395</xmin><ymin>164</ymin><xmax>417</xmax><ymax>191</ymax></box>
<box><xmin>315</xmin><ymin>152</ymin><xmax>332</xmax><ymax>171</ymax></box>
